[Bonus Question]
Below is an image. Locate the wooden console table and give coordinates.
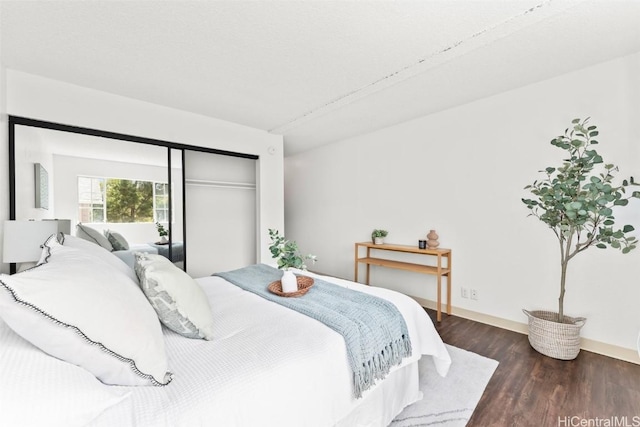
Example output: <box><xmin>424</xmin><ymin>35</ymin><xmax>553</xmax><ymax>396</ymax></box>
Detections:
<box><xmin>354</xmin><ymin>242</ymin><xmax>452</xmax><ymax>321</ymax></box>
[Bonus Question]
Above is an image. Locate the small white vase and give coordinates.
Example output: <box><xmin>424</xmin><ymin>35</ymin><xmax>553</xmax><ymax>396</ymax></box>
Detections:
<box><xmin>281</xmin><ymin>270</ymin><xmax>298</xmax><ymax>293</ymax></box>
<box><xmin>160</xmin><ymin>236</ymin><xmax>168</xmax><ymax>244</ymax></box>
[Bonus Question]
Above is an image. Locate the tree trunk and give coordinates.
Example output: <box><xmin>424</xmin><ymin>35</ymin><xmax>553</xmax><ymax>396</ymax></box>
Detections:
<box><xmin>559</xmin><ymin>258</ymin><xmax>568</xmax><ymax>323</ymax></box>
<box><xmin>558</xmin><ymin>232</ymin><xmax>572</xmax><ymax>323</ymax></box>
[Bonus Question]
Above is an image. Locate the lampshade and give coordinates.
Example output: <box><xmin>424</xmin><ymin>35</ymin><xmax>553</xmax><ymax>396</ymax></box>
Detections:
<box><xmin>2</xmin><ymin>220</ymin><xmax>71</xmax><ymax>263</ymax></box>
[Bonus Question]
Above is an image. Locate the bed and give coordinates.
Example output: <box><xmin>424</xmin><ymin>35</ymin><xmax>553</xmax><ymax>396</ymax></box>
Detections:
<box><xmin>0</xmin><ymin>234</ymin><xmax>451</xmax><ymax>427</ymax></box>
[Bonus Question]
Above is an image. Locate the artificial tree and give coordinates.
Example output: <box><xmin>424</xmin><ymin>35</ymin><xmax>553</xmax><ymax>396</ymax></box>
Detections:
<box><xmin>522</xmin><ymin>118</ymin><xmax>639</xmax><ymax>322</ymax></box>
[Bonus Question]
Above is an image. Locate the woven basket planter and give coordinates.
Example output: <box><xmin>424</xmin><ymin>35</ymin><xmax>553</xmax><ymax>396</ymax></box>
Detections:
<box><xmin>523</xmin><ymin>309</ymin><xmax>586</xmax><ymax>360</ymax></box>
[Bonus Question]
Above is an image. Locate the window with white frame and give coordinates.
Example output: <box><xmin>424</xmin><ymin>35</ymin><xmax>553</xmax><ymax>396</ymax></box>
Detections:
<box><xmin>78</xmin><ymin>176</ymin><xmax>170</xmax><ymax>223</ymax></box>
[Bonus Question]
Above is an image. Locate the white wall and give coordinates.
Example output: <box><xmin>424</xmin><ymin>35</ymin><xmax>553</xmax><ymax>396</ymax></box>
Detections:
<box><xmin>3</xmin><ymin>70</ymin><xmax>284</xmax><ymax>273</ymax></box>
<box><xmin>285</xmin><ymin>51</ymin><xmax>640</xmax><ymax>353</ymax></box>
<box><xmin>14</xmin><ymin>126</ymin><xmax>58</xmax><ymax>220</ymax></box>
<box><xmin>0</xmin><ymin>49</ymin><xmax>8</xmax><ymax>266</ymax></box>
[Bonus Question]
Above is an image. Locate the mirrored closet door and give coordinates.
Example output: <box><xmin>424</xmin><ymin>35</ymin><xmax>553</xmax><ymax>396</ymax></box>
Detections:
<box><xmin>9</xmin><ymin>116</ymin><xmax>258</xmax><ymax>276</ymax></box>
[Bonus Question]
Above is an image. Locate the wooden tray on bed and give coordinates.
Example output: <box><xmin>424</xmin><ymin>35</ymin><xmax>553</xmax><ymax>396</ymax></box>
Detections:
<box><xmin>268</xmin><ymin>276</ymin><xmax>314</xmax><ymax>297</ymax></box>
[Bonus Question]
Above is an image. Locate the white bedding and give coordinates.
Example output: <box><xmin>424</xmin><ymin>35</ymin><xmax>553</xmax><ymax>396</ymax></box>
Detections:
<box><xmin>1</xmin><ymin>268</ymin><xmax>450</xmax><ymax>427</ymax></box>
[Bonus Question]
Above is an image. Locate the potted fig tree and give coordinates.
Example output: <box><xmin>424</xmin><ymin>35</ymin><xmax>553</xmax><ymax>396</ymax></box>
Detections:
<box><xmin>522</xmin><ymin>118</ymin><xmax>639</xmax><ymax>359</ymax></box>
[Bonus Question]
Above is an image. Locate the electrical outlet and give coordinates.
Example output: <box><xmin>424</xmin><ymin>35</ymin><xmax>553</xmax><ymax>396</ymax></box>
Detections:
<box><xmin>470</xmin><ymin>289</ymin><xmax>478</xmax><ymax>300</ymax></box>
<box><xmin>461</xmin><ymin>287</ymin><xmax>469</xmax><ymax>298</ymax></box>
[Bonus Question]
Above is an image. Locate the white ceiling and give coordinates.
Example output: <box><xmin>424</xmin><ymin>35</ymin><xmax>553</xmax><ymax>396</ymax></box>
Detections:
<box><xmin>2</xmin><ymin>1</ymin><xmax>640</xmax><ymax>155</ymax></box>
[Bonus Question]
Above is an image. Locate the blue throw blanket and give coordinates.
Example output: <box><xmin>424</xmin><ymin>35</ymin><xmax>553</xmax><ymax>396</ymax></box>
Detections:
<box><xmin>214</xmin><ymin>264</ymin><xmax>412</xmax><ymax>398</ymax></box>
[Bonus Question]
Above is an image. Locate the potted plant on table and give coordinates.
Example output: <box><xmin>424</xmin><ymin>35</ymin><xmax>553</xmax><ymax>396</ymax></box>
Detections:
<box><xmin>371</xmin><ymin>229</ymin><xmax>388</xmax><ymax>245</ymax></box>
<box><xmin>156</xmin><ymin>222</ymin><xmax>168</xmax><ymax>244</ymax></box>
<box><xmin>268</xmin><ymin>229</ymin><xmax>316</xmax><ymax>293</ymax></box>
<box><xmin>522</xmin><ymin>118</ymin><xmax>639</xmax><ymax>360</ymax></box>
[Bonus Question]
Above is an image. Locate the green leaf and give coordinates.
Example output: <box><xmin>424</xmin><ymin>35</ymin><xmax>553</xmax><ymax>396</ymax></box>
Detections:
<box><xmin>596</xmin><ymin>243</ymin><xmax>607</xmax><ymax>249</ymax></box>
<box><xmin>623</xmin><ymin>225</ymin><xmax>635</xmax><ymax>233</ymax></box>
<box><xmin>572</xmin><ymin>118</ymin><xmax>581</xmax><ymax>124</ymax></box>
<box><xmin>611</xmin><ymin>240</ymin><xmax>621</xmax><ymax>248</ymax></box>
<box><xmin>614</xmin><ymin>199</ymin><xmax>629</xmax><ymax>206</ymax></box>
<box><xmin>622</xmin><ymin>247</ymin><xmax>631</xmax><ymax>254</ymax></box>
<box><xmin>589</xmin><ymin>131</ymin><xmax>599</xmax><ymax>137</ymax></box>
<box><xmin>600</xmin><ymin>208</ymin><xmax>613</xmax><ymax>216</ymax></box>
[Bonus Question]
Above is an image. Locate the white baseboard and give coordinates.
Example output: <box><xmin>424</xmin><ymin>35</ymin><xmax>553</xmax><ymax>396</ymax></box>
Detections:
<box><xmin>412</xmin><ymin>296</ymin><xmax>640</xmax><ymax>365</ymax></box>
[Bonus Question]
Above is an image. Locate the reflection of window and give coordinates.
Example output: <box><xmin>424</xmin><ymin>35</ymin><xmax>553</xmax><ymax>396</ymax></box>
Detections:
<box><xmin>154</xmin><ymin>183</ymin><xmax>169</xmax><ymax>223</ymax></box>
<box><xmin>78</xmin><ymin>177</ymin><xmax>105</xmax><ymax>223</ymax></box>
<box><xmin>78</xmin><ymin>176</ymin><xmax>169</xmax><ymax>223</ymax></box>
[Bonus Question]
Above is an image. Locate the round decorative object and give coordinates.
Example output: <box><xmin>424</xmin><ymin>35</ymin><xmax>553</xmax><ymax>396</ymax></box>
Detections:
<box><xmin>523</xmin><ymin>309</ymin><xmax>586</xmax><ymax>360</ymax></box>
<box><xmin>427</xmin><ymin>229</ymin><xmax>439</xmax><ymax>249</ymax></box>
<box><xmin>373</xmin><ymin>237</ymin><xmax>384</xmax><ymax>245</ymax></box>
<box><xmin>268</xmin><ymin>276</ymin><xmax>314</xmax><ymax>298</ymax></box>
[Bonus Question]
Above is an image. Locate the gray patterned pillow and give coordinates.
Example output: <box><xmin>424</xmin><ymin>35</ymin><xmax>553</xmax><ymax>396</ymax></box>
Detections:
<box><xmin>134</xmin><ymin>253</ymin><xmax>214</xmax><ymax>340</ymax></box>
<box><xmin>104</xmin><ymin>230</ymin><xmax>130</xmax><ymax>251</ymax></box>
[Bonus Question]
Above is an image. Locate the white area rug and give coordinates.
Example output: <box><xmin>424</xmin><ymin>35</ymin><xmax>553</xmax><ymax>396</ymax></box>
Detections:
<box><xmin>390</xmin><ymin>344</ymin><xmax>499</xmax><ymax>427</ymax></box>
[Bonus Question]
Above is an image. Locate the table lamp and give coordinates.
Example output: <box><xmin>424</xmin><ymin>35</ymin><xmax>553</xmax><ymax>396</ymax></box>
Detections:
<box><xmin>2</xmin><ymin>220</ymin><xmax>71</xmax><ymax>273</ymax></box>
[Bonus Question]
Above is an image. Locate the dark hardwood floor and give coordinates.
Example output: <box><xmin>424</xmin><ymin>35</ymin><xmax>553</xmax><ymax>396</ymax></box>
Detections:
<box><xmin>425</xmin><ymin>309</ymin><xmax>640</xmax><ymax>427</ymax></box>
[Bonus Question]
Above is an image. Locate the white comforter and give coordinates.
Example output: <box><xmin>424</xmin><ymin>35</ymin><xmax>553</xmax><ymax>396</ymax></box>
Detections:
<box><xmin>3</xmin><ymin>270</ymin><xmax>451</xmax><ymax>427</ymax></box>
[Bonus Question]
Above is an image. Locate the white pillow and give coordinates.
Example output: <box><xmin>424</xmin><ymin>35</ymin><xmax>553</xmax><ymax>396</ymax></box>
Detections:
<box><xmin>0</xmin><ymin>317</ymin><xmax>131</xmax><ymax>427</ymax></box>
<box><xmin>76</xmin><ymin>223</ymin><xmax>113</xmax><ymax>251</ymax></box>
<box><xmin>0</xmin><ymin>238</ymin><xmax>172</xmax><ymax>386</ymax></box>
<box><xmin>60</xmin><ymin>233</ymin><xmax>138</xmax><ymax>283</ymax></box>
<box><xmin>135</xmin><ymin>252</ymin><xmax>214</xmax><ymax>340</ymax></box>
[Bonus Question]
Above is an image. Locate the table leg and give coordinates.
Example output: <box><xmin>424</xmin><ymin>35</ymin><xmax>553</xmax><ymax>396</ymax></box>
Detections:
<box><xmin>365</xmin><ymin>247</ymin><xmax>370</xmax><ymax>285</ymax></box>
<box><xmin>354</xmin><ymin>244</ymin><xmax>359</xmax><ymax>282</ymax></box>
<box><xmin>437</xmin><ymin>273</ymin><xmax>442</xmax><ymax>322</ymax></box>
<box><xmin>446</xmin><ymin>253</ymin><xmax>452</xmax><ymax>315</ymax></box>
